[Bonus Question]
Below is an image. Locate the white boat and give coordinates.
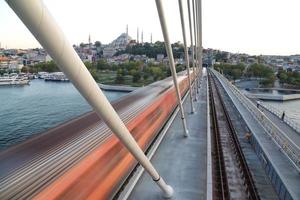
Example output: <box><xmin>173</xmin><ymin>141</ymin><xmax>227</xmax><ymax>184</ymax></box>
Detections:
<box><xmin>44</xmin><ymin>72</ymin><xmax>69</xmax><ymax>82</ymax></box>
<box><xmin>0</xmin><ymin>75</ymin><xmax>30</xmax><ymax>86</ymax></box>
<box><xmin>37</xmin><ymin>72</ymin><xmax>49</xmax><ymax>79</ymax></box>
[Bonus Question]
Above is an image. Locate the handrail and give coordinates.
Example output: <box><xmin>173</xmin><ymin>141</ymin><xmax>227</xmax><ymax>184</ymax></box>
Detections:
<box><xmin>259</xmin><ymin>102</ymin><xmax>300</xmax><ymax>134</ymax></box>
<box><xmin>211</xmin><ymin>69</ymin><xmax>300</xmax><ymax>172</ymax></box>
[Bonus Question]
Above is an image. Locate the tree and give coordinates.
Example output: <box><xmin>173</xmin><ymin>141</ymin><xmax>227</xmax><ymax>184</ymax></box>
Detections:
<box><xmin>84</xmin><ymin>62</ymin><xmax>98</xmax><ymax>81</ymax></box>
<box><xmin>278</xmin><ymin>72</ymin><xmax>288</xmax><ymax>83</ymax></box>
<box><xmin>94</xmin><ymin>41</ymin><xmax>101</xmax><ymax>47</ymax></box>
<box><xmin>80</xmin><ymin>43</ymin><xmax>85</xmax><ymax>48</ymax></box>
<box><xmin>21</xmin><ymin>66</ymin><xmax>29</xmax><ymax>73</ymax></box>
<box><xmin>133</xmin><ymin>71</ymin><xmax>141</xmax><ymax>83</ymax></box>
<box><xmin>96</xmin><ymin>59</ymin><xmax>109</xmax><ymax>70</ymax></box>
<box><xmin>150</xmin><ymin>66</ymin><xmax>163</xmax><ymax>81</ymax></box>
<box><xmin>278</xmin><ymin>70</ymin><xmax>300</xmax><ymax>87</ymax></box>
<box><xmin>115</xmin><ymin>69</ymin><xmax>125</xmax><ymax>84</ymax></box>
<box><xmin>143</xmin><ymin>73</ymin><xmax>149</xmax><ymax>80</ymax></box>
<box><xmin>213</xmin><ymin>63</ymin><xmax>245</xmax><ymax>81</ymax></box>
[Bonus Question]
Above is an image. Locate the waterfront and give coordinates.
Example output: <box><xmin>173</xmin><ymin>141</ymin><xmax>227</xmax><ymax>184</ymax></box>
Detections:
<box><xmin>236</xmin><ymin>80</ymin><xmax>300</xmax><ymax>123</ymax></box>
<box><xmin>0</xmin><ymin>80</ymin><xmax>127</xmax><ymax>150</ymax></box>
<box><xmin>263</xmin><ymin>100</ymin><xmax>300</xmax><ymax>123</ymax></box>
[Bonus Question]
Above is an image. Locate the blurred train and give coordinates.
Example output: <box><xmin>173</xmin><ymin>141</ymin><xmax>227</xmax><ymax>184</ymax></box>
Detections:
<box><xmin>0</xmin><ymin>71</ymin><xmax>194</xmax><ymax>200</ymax></box>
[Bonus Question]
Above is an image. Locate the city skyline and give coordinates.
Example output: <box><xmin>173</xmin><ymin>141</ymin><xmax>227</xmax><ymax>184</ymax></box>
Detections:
<box><xmin>0</xmin><ymin>0</ymin><xmax>300</xmax><ymax>56</ymax></box>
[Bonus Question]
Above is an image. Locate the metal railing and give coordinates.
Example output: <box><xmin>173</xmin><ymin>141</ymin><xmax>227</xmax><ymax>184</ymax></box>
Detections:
<box><xmin>211</xmin><ymin>69</ymin><xmax>300</xmax><ymax>172</ymax></box>
<box><xmin>259</xmin><ymin>102</ymin><xmax>300</xmax><ymax>134</ymax></box>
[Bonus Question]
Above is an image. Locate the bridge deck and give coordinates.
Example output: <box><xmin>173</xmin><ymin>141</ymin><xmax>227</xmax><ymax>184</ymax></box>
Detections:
<box><xmin>216</xmin><ymin>73</ymin><xmax>300</xmax><ymax>200</ymax></box>
<box><xmin>128</xmin><ymin>74</ymin><xmax>208</xmax><ymax>200</ymax></box>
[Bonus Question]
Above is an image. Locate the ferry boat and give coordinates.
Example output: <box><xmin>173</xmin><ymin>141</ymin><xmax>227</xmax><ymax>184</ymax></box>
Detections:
<box><xmin>0</xmin><ymin>74</ymin><xmax>30</xmax><ymax>86</ymax></box>
<box><xmin>37</xmin><ymin>72</ymin><xmax>49</xmax><ymax>79</ymax></box>
<box><xmin>44</xmin><ymin>72</ymin><xmax>69</xmax><ymax>82</ymax></box>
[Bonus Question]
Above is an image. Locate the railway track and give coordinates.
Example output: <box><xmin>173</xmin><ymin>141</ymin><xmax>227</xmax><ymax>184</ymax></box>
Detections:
<box><xmin>208</xmin><ymin>71</ymin><xmax>260</xmax><ymax>200</ymax></box>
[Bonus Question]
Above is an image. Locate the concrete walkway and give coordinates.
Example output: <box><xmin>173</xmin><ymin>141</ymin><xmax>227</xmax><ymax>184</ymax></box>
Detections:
<box><xmin>128</xmin><ymin>75</ymin><xmax>208</xmax><ymax>200</ymax></box>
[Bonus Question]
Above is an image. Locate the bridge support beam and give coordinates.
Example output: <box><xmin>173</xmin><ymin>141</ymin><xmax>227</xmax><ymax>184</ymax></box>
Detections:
<box><xmin>178</xmin><ymin>0</ymin><xmax>195</xmax><ymax>114</ymax></box>
<box><xmin>5</xmin><ymin>0</ymin><xmax>174</xmax><ymax>198</ymax></box>
<box><xmin>155</xmin><ymin>0</ymin><xmax>189</xmax><ymax>137</ymax></box>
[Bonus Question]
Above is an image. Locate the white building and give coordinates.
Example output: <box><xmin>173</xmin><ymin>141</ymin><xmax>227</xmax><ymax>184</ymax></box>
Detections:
<box><xmin>103</xmin><ymin>47</ymin><xmax>117</xmax><ymax>58</ymax></box>
<box><xmin>156</xmin><ymin>54</ymin><xmax>164</xmax><ymax>61</ymax></box>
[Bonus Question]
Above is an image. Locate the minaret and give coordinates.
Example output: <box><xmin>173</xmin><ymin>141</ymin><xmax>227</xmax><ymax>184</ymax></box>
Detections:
<box><xmin>137</xmin><ymin>27</ymin><xmax>139</xmax><ymax>43</ymax></box>
<box><xmin>141</xmin><ymin>30</ymin><xmax>144</xmax><ymax>44</ymax></box>
<box><xmin>126</xmin><ymin>24</ymin><xmax>129</xmax><ymax>43</ymax></box>
<box><xmin>88</xmin><ymin>33</ymin><xmax>91</xmax><ymax>48</ymax></box>
<box><xmin>150</xmin><ymin>33</ymin><xmax>153</xmax><ymax>44</ymax></box>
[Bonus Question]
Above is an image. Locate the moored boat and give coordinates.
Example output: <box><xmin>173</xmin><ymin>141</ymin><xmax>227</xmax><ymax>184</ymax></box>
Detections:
<box><xmin>0</xmin><ymin>74</ymin><xmax>30</xmax><ymax>86</ymax></box>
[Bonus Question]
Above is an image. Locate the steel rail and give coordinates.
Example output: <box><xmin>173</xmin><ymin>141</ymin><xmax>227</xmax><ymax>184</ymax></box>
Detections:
<box><xmin>208</xmin><ymin>74</ymin><xmax>229</xmax><ymax>200</ymax></box>
<box><xmin>211</xmin><ymin>72</ymin><xmax>260</xmax><ymax>200</ymax></box>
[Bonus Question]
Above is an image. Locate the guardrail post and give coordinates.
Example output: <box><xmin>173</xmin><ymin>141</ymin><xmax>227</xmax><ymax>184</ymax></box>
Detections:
<box><xmin>6</xmin><ymin>0</ymin><xmax>174</xmax><ymax>198</ymax></box>
<box><xmin>155</xmin><ymin>0</ymin><xmax>189</xmax><ymax>137</ymax></box>
<box><xmin>178</xmin><ymin>0</ymin><xmax>195</xmax><ymax>114</ymax></box>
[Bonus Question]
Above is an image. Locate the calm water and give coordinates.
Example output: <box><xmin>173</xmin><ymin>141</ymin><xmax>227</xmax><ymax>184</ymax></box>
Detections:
<box><xmin>249</xmin><ymin>89</ymin><xmax>300</xmax><ymax>95</ymax></box>
<box><xmin>0</xmin><ymin>80</ymin><xmax>126</xmax><ymax>150</ymax></box>
<box><xmin>263</xmin><ymin>100</ymin><xmax>300</xmax><ymax>123</ymax></box>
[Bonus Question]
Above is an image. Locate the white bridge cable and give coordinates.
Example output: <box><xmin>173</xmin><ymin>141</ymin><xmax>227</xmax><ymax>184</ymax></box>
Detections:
<box><xmin>155</xmin><ymin>0</ymin><xmax>189</xmax><ymax>138</ymax></box>
<box><xmin>187</xmin><ymin>0</ymin><xmax>198</xmax><ymax>101</ymax></box>
<box><xmin>192</xmin><ymin>0</ymin><xmax>200</xmax><ymax>94</ymax></box>
<box><xmin>197</xmin><ymin>0</ymin><xmax>203</xmax><ymax>76</ymax></box>
<box><xmin>178</xmin><ymin>0</ymin><xmax>195</xmax><ymax>114</ymax></box>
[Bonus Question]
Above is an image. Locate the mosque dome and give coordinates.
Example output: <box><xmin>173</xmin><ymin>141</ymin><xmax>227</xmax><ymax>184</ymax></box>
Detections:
<box><xmin>109</xmin><ymin>33</ymin><xmax>132</xmax><ymax>49</ymax></box>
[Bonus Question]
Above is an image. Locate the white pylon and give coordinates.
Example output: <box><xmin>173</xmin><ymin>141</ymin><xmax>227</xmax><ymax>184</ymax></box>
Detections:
<box><xmin>155</xmin><ymin>0</ymin><xmax>189</xmax><ymax>137</ymax></box>
<box><xmin>5</xmin><ymin>0</ymin><xmax>174</xmax><ymax>198</ymax></box>
<box><xmin>192</xmin><ymin>0</ymin><xmax>200</xmax><ymax>94</ymax></box>
<box><xmin>178</xmin><ymin>0</ymin><xmax>195</xmax><ymax>114</ymax></box>
<box><xmin>187</xmin><ymin>0</ymin><xmax>198</xmax><ymax>101</ymax></box>
<box><xmin>198</xmin><ymin>0</ymin><xmax>203</xmax><ymax>77</ymax></box>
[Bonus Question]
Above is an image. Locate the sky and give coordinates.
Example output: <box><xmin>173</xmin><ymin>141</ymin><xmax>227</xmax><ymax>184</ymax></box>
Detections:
<box><xmin>0</xmin><ymin>0</ymin><xmax>299</xmax><ymax>56</ymax></box>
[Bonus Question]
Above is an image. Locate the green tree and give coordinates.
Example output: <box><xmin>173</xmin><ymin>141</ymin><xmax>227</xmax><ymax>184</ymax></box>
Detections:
<box><xmin>214</xmin><ymin>63</ymin><xmax>245</xmax><ymax>81</ymax></box>
<box><xmin>150</xmin><ymin>66</ymin><xmax>163</xmax><ymax>81</ymax></box>
<box><xmin>278</xmin><ymin>72</ymin><xmax>288</xmax><ymax>83</ymax></box>
<box><xmin>115</xmin><ymin>69</ymin><xmax>124</xmax><ymax>84</ymax></box>
<box><xmin>133</xmin><ymin>71</ymin><xmax>141</xmax><ymax>83</ymax></box>
<box><xmin>84</xmin><ymin>62</ymin><xmax>98</xmax><ymax>81</ymax></box>
<box><xmin>94</xmin><ymin>41</ymin><xmax>101</xmax><ymax>47</ymax></box>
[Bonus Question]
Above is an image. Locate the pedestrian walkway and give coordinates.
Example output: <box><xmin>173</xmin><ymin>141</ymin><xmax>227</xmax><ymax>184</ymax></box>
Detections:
<box><xmin>128</xmin><ymin>74</ymin><xmax>208</xmax><ymax>200</ymax></box>
<box><xmin>258</xmin><ymin>105</ymin><xmax>300</xmax><ymax>146</ymax></box>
